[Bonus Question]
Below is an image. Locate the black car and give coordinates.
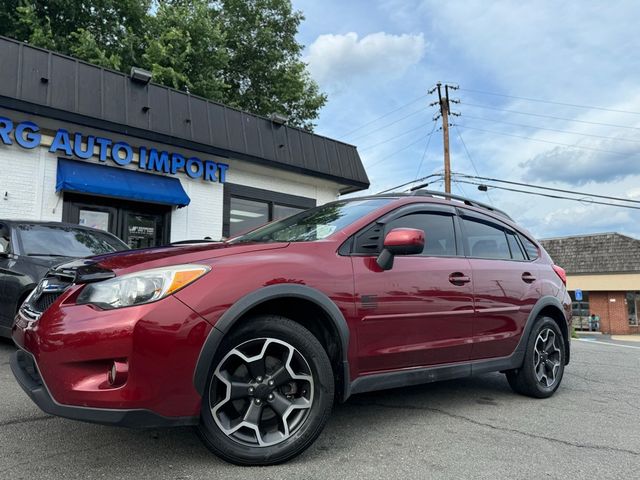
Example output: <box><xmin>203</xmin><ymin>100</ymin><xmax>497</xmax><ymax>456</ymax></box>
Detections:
<box><xmin>0</xmin><ymin>220</ymin><xmax>129</xmax><ymax>337</ymax></box>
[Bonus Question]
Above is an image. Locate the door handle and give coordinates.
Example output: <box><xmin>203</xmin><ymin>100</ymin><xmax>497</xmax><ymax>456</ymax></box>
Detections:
<box><xmin>522</xmin><ymin>272</ymin><xmax>536</xmax><ymax>283</ymax></box>
<box><xmin>449</xmin><ymin>272</ymin><xmax>471</xmax><ymax>285</ymax></box>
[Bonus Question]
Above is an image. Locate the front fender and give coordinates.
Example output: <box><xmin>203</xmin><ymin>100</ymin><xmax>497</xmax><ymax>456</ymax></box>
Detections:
<box><xmin>191</xmin><ymin>283</ymin><xmax>350</xmax><ymax>396</ymax></box>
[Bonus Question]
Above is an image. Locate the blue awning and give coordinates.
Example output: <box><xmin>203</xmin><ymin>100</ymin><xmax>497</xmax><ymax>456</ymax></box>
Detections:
<box><xmin>56</xmin><ymin>159</ymin><xmax>190</xmax><ymax>207</ymax></box>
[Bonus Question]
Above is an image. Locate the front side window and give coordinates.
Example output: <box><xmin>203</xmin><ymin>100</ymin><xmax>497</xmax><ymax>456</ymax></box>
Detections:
<box><xmin>231</xmin><ymin>198</ymin><xmax>392</xmax><ymax>243</ymax></box>
<box><xmin>17</xmin><ymin>224</ymin><xmax>128</xmax><ymax>257</ymax></box>
<box><xmin>462</xmin><ymin>217</ymin><xmax>511</xmax><ymax>260</ymax></box>
<box><xmin>385</xmin><ymin>213</ymin><xmax>457</xmax><ymax>257</ymax></box>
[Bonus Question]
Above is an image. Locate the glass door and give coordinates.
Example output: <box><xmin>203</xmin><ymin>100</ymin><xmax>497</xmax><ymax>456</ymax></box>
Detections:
<box><xmin>63</xmin><ymin>193</ymin><xmax>170</xmax><ymax>248</ymax></box>
<box><xmin>123</xmin><ymin>212</ymin><xmax>165</xmax><ymax>249</ymax></box>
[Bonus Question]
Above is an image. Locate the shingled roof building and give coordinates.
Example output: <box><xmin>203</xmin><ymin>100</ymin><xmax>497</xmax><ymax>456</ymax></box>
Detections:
<box><xmin>0</xmin><ymin>36</ymin><xmax>369</xmax><ymax>247</ymax></box>
<box><xmin>541</xmin><ymin>233</ymin><xmax>640</xmax><ymax>335</ymax></box>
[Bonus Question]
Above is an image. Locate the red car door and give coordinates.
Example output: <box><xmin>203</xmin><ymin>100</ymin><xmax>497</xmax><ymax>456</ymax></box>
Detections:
<box><xmin>458</xmin><ymin>212</ymin><xmax>540</xmax><ymax>359</ymax></box>
<box><xmin>351</xmin><ymin>206</ymin><xmax>475</xmax><ymax>374</ymax></box>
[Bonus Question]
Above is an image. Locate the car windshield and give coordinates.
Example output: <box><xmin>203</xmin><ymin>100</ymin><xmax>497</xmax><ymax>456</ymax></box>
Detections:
<box><xmin>17</xmin><ymin>224</ymin><xmax>129</xmax><ymax>257</ymax></box>
<box><xmin>230</xmin><ymin>198</ymin><xmax>392</xmax><ymax>243</ymax></box>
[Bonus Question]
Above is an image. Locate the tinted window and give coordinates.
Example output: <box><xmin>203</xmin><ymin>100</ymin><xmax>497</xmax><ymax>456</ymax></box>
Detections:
<box><xmin>462</xmin><ymin>218</ymin><xmax>510</xmax><ymax>260</ymax></box>
<box><xmin>520</xmin><ymin>235</ymin><xmax>539</xmax><ymax>260</ymax></box>
<box><xmin>231</xmin><ymin>198</ymin><xmax>392</xmax><ymax>243</ymax></box>
<box><xmin>386</xmin><ymin>213</ymin><xmax>457</xmax><ymax>256</ymax></box>
<box><xmin>506</xmin><ymin>232</ymin><xmax>526</xmax><ymax>260</ymax></box>
<box><xmin>17</xmin><ymin>224</ymin><xmax>128</xmax><ymax>257</ymax></box>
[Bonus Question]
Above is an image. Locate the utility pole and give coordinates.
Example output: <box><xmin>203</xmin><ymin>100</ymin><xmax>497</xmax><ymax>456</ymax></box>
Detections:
<box><xmin>429</xmin><ymin>83</ymin><xmax>459</xmax><ymax>193</ymax></box>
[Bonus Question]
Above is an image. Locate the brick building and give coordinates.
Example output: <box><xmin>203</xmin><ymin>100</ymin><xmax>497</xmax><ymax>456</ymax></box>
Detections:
<box><xmin>541</xmin><ymin>233</ymin><xmax>640</xmax><ymax>335</ymax></box>
<box><xmin>0</xmin><ymin>36</ymin><xmax>369</xmax><ymax>247</ymax></box>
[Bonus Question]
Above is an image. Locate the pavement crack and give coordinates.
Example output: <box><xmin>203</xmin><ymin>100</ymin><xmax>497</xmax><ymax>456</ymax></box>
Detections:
<box><xmin>355</xmin><ymin>401</ymin><xmax>640</xmax><ymax>457</ymax></box>
<box><xmin>0</xmin><ymin>415</ymin><xmax>54</xmax><ymax>427</ymax></box>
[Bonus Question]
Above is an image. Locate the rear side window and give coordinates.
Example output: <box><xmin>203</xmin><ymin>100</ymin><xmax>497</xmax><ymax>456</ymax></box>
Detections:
<box><xmin>519</xmin><ymin>235</ymin><xmax>539</xmax><ymax>260</ymax></box>
<box><xmin>461</xmin><ymin>217</ymin><xmax>511</xmax><ymax>260</ymax></box>
<box><xmin>386</xmin><ymin>212</ymin><xmax>457</xmax><ymax>257</ymax></box>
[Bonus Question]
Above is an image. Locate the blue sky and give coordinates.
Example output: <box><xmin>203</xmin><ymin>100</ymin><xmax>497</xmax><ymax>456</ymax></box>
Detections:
<box><xmin>292</xmin><ymin>0</ymin><xmax>640</xmax><ymax>239</ymax></box>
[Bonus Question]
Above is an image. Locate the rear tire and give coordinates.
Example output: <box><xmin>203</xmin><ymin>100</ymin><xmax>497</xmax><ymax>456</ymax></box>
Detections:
<box><xmin>506</xmin><ymin>316</ymin><xmax>565</xmax><ymax>398</ymax></box>
<box><xmin>197</xmin><ymin>315</ymin><xmax>334</xmax><ymax>465</ymax></box>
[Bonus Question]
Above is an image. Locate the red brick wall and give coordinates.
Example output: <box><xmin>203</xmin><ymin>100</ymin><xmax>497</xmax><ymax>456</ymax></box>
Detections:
<box><xmin>589</xmin><ymin>291</ymin><xmax>637</xmax><ymax>335</ymax></box>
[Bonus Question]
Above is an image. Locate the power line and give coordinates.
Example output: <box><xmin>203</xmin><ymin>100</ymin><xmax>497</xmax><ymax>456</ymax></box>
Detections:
<box><xmin>452</xmin><ymin>178</ymin><xmax>468</xmax><ymax>197</ymax></box>
<box><xmin>451</xmin><ymin>173</ymin><xmax>640</xmax><ymax>205</ymax></box>
<box><xmin>453</xmin><ymin>125</ymin><xmax>493</xmax><ymax>205</ymax></box>
<box><xmin>453</xmin><ymin>179</ymin><xmax>640</xmax><ymax>211</ymax></box>
<box><xmin>358</xmin><ymin>122</ymin><xmax>431</xmax><ymax>152</ymax></box>
<box><xmin>458</xmin><ymin>87</ymin><xmax>640</xmax><ymax>116</ymax></box>
<box><xmin>456</xmin><ymin>124</ymin><xmax>629</xmax><ymax>156</ymax></box>
<box><xmin>414</xmin><ymin>121</ymin><xmax>438</xmax><ymax>179</ymax></box>
<box><xmin>461</xmin><ymin>114</ymin><xmax>640</xmax><ymax>145</ymax></box>
<box><xmin>462</xmin><ymin>102</ymin><xmax>640</xmax><ymax>132</ymax></box>
<box><xmin>376</xmin><ymin>172</ymin><xmax>444</xmax><ymax>194</ymax></box>
<box><xmin>348</xmin><ymin>108</ymin><xmax>427</xmax><ymax>143</ymax></box>
<box><xmin>339</xmin><ymin>94</ymin><xmax>428</xmax><ymax>139</ymax></box>
<box><xmin>365</xmin><ymin>132</ymin><xmax>436</xmax><ymax>169</ymax></box>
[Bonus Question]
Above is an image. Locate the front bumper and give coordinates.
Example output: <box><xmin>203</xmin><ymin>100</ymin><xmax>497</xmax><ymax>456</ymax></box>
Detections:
<box><xmin>10</xmin><ymin>349</ymin><xmax>197</xmax><ymax>428</ymax></box>
<box><xmin>12</xmin><ymin>291</ymin><xmax>212</xmax><ymax>424</ymax></box>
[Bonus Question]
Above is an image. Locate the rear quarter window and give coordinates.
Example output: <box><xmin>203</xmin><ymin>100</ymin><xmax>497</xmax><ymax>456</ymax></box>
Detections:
<box><xmin>519</xmin><ymin>235</ymin><xmax>540</xmax><ymax>260</ymax></box>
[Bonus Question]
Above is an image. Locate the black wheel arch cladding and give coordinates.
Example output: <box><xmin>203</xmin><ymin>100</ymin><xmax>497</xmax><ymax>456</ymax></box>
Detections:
<box><xmin>192</xmin><ymin>284</ymin><xmax>350</xmax><ymax>396</ymax></box>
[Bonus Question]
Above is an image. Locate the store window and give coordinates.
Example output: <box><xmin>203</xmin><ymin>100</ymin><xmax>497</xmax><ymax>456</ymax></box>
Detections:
<box><xmin>223</xmin><ymin>184</ymin><xmax>315</xmax><ymax>238</ymax></box>
<box><xmin>628</xmin><ymin>292</ymin><xmax>639</xmax><ymax>326</ymax></box>
<box><xmin>571</xmin><ymin>291</ymin><xmax>591</xmax><ymax>330</ymax></box>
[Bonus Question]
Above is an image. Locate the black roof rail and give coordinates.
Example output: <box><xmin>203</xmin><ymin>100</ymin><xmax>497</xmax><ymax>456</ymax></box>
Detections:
<box><xmin>405</xmin><ymin>189</ymin><xmax>513</xmax><ymax>220</ymax></box>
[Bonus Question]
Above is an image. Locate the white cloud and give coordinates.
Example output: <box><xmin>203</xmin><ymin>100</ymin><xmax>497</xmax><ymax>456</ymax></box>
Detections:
<box><xmin>306</xmin><ymin>32</ymin><xmax>427</xmax><ymax>89</ymax></box>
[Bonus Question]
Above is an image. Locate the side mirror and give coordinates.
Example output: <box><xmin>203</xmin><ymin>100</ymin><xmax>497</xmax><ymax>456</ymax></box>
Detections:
<box><xmin>376</xmin><ymin>228</ymin><xmax>424</xmax><ymax>270</ymax></box>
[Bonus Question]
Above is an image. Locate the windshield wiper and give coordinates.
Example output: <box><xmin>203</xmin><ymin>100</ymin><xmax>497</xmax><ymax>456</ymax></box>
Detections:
<box><xmin>27</xmin><ymin>253</ymin><xmax>76</xmax><ymax>258</ymax></box>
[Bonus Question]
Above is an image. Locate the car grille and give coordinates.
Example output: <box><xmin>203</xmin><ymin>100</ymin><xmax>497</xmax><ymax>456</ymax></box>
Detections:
<box><xmin>23</xmin><ymin>274</ymin><xmax>74</xmax><ymax>318</ymax></box>
<box><xmin>32</xmin><ymin>292</ymin><xmax>63</xmax><ymax>312</ymax></box>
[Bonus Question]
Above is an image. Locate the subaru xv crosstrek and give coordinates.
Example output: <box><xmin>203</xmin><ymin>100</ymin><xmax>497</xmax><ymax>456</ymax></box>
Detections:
<box><xmin>11</xmin><ymin>191</ymin><xmax>571</xmax><ymax>465</ymax></box>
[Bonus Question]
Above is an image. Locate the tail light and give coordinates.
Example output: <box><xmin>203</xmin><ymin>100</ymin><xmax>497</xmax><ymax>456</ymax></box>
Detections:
<box><xmin>552</xmin><ymin>265</ymin><xmax>567</xmax><ymax>286</ymax></box>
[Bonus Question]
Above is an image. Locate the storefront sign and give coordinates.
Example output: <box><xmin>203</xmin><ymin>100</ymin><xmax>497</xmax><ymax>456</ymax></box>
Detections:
<box><xmin>0</xmin><ymin>116</ymin><xmax>228</xmax><ymax>183</ymax></box>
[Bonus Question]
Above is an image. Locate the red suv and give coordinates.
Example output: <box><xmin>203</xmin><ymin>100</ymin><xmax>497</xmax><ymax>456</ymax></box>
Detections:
<box><xmin>11</xmin><ymin>191</ymin><xmax>571</xmax><ymax>465</ymax></box>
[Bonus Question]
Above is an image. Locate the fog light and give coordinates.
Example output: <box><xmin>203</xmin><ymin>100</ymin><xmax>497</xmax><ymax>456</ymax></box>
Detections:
<box><xmin>107</xmin><ymin>360</ymin><xmax>128</xmax><ymax>387</ymax></box>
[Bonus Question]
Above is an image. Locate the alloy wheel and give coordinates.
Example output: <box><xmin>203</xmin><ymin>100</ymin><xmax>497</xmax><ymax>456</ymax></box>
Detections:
<box><xmin>209</xmin><ymin>338</ymin><xmax>314</xmax><ymax>447</ymax></box>
<box><xmin>533</xmin><ymin>328</ymin><xmax>562</xmax><ymax>387</ymax></box>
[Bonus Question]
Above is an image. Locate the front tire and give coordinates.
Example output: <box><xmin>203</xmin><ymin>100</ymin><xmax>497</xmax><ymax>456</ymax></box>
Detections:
<box><xmin>197</xmin><ymin>315</ymin><xmax>334</xmax><ymax>465</ymax></box>
<box><xmin>506</xmin><ymin>316</ymin><xmax>566</xmax><ymax>398</ymax></box>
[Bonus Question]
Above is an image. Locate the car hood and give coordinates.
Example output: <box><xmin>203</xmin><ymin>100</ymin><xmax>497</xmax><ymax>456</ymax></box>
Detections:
<box><xmin>23</xmin><ymin>255</ymin><xmax>78</xmax><ymax>269</ymax></box>
<box><xmin>53</xmin><ymin>242</ymin><xmax>290</xmax><ymax>277</ymax></box>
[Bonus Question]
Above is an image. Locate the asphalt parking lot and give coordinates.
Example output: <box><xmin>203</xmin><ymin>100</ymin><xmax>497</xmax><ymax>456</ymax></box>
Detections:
<box><xmin>1</xmin><ymin>338</ymin><xmax>638</xmax><ymax>479</ymax></box>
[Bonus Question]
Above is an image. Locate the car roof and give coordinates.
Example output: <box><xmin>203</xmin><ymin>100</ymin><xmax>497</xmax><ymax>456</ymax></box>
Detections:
<box><xmin>341</xmin><ymin>190</ymin><xmax>513</xmax><ymax>221</ymax></box>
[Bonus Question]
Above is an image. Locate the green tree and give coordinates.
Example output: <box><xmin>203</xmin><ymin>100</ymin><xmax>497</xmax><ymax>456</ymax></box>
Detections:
<box><xmin>144</xmin><ymin>0</ymin><xmax>228</xmax><ymax>100</ymax></box>
<box><xmin>2</xmin><ymin>0</ymin><xmax>150</xmax><ymax>69</ymax></box>
<box><xmin>215</xmin><ymin>0</ymin><xmax>326</xmax><ymax>130</ymax></box>
<box><xmin>0</xmin><ymin>0</ymin><xmax>325</xmax><ymax>130</ymax></box>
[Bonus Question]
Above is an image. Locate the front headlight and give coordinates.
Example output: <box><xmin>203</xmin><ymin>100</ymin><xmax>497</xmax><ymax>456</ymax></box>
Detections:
<box><xmin>76</xmin><ymin>264</ymin><xmax>210</xmax><ymax>309</ymax></box>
